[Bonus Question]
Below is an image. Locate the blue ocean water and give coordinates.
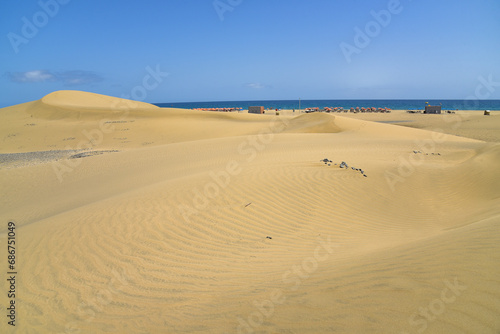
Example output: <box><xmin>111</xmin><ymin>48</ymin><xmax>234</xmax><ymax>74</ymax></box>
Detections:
<box><xmin>155</xmin><ymin>99</ymin><xmax>500</xmax><ymax>111</ymax></box>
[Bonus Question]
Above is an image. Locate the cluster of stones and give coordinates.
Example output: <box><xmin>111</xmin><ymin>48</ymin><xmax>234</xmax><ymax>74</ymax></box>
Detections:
<box><xmin>413</xmin><ymin>150</ymin><xmax>441</xmax><ymax>156</ymax></box>
<box><xmin>321</xmin><ymin>159</ymin><xmax>367</xmax><ymax>177</ymax></box>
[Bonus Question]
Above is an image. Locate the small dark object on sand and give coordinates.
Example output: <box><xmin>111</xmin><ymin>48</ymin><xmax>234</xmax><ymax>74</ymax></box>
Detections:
<box><xmin>266</xmin><ymin>236</ymin><xmax>272</xmax><ymax>239</ymax></box>
<box><xmin>245</xmin><ymin>203</ymin><xmax>252</xmax><ymax>208</ymax></box>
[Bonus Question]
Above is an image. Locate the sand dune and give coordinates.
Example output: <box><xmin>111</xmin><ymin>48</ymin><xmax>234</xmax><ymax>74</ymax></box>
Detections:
<box><xmin>336</xmin><ymin>109</ymin><xmax>500</xmax><ymax>143</ymax></box>
<box><xmin>1</xmin><ymin>91</ymin><xmax>499</xmax><ymax>333</ymax></box>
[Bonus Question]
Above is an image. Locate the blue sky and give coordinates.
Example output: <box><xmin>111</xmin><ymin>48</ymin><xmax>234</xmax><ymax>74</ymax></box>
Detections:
<box><xmin>1</xmin><ymin>0</ymin><xmax>499</xmax><ymax>107</ymax></box>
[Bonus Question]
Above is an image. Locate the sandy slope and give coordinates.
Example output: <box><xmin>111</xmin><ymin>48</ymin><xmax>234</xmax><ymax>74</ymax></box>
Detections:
<box><xmin>1</xmin><ymin>91</ymin><xmax>499</xmax><ymax>333</ymax></box>
<box><xmin>315</xmin><ymin>109</ymin><xmax>500</xmax><ymax>143</ymax></box>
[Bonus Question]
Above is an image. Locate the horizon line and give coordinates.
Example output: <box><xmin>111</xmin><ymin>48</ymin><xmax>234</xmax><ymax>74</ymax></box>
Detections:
<box><xmin>154</xmin><ymin>98</ymin><xmax>500</xmax><ymax>105</ymax></box>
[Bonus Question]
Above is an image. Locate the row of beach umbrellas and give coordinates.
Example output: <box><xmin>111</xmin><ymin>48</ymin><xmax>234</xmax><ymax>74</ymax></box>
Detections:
<box><xmin>305</xmin><ymin>107</ymin><xmax>392</xmax><ymax>113</ymax></box>
<box><xmin>194</xmin><ymin>106</ymin><xmax>392</xmax><ymax>113</ymax></box>
<box><xmin>194</xmin><ymin>107</ymin><xmax>242</xmax><ymax>112</ymax></box>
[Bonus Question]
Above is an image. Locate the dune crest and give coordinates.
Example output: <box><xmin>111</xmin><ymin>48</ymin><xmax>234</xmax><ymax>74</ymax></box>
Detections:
<box><xmin>22</xmin><ymin>90</ymin><xmax>159</xmax><ymax>120</ymax></box>
<box><xmin>41</xmin><ymin>90</ymin><xmax>158</xmax><ymax>110</ymax></box>
<box><xmin>284</xmin><ymin>112</ymin><xmax>342</xmax><ymax>133</ymax></box>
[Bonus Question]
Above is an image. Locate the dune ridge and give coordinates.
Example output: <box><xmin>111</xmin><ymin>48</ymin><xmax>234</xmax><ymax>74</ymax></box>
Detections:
<box><xmin>1</xmin><ymin>91</ymin><xmax>499</xmax><ymax>333</ymax></box>
<box><xmin>41</xmin><ymin>90</ymin><xmax>159</xmax><ymax>110</ymax></box>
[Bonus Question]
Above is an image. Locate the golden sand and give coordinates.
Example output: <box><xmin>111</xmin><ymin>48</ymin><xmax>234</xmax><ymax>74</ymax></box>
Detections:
<box><xmin>1</xmin><ymin>91</ymin><xmax>499</xmax><ymax>333</ymax></box>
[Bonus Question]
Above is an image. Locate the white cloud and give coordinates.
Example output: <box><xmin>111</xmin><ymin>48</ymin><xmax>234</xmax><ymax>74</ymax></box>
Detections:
<box><xmin>7</xmin><ymin>70</ymin><xmax>103</xmax><ymax>86</ymax></box>
<box><xmin>245</xmin><ymin>82</ymin><xmax>271</xmax><ymax>89</ymax></box>
<box><xmin>9</xmin><ymin>70</ymin><xmax>55</xmax><ymax>83</ymax></box>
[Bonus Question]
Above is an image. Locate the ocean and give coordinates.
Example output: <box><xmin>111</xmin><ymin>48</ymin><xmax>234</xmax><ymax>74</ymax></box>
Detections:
<box><xmin>155</xmin><ymin>99</ymin><xmax>500</xmax><ymax>111</ymax></box>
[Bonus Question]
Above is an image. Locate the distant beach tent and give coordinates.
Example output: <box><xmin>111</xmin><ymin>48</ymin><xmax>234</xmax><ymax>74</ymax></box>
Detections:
<box><xmin>249</xmin><ymin>106</ymin><xmax>264</xmax><ymax>114</ymax></box>
<box><xmin>484</xmin><ymin>110</ymin><xmax>491</xmax><ymax>115</ymax></box>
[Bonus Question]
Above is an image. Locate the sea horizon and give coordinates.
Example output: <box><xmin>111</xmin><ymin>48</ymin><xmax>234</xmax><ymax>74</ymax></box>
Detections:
<box><xmin>155</xmin><ymin>99</ymin><xmax>500</xmax><ymax>111</ymax></box>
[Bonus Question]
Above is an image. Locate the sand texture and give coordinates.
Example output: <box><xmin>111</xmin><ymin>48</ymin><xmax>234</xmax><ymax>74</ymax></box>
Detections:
<box><xmin>1</xmin><ymin>91</ymin><xmax>499</xmax><ymax>333</ymax></box>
